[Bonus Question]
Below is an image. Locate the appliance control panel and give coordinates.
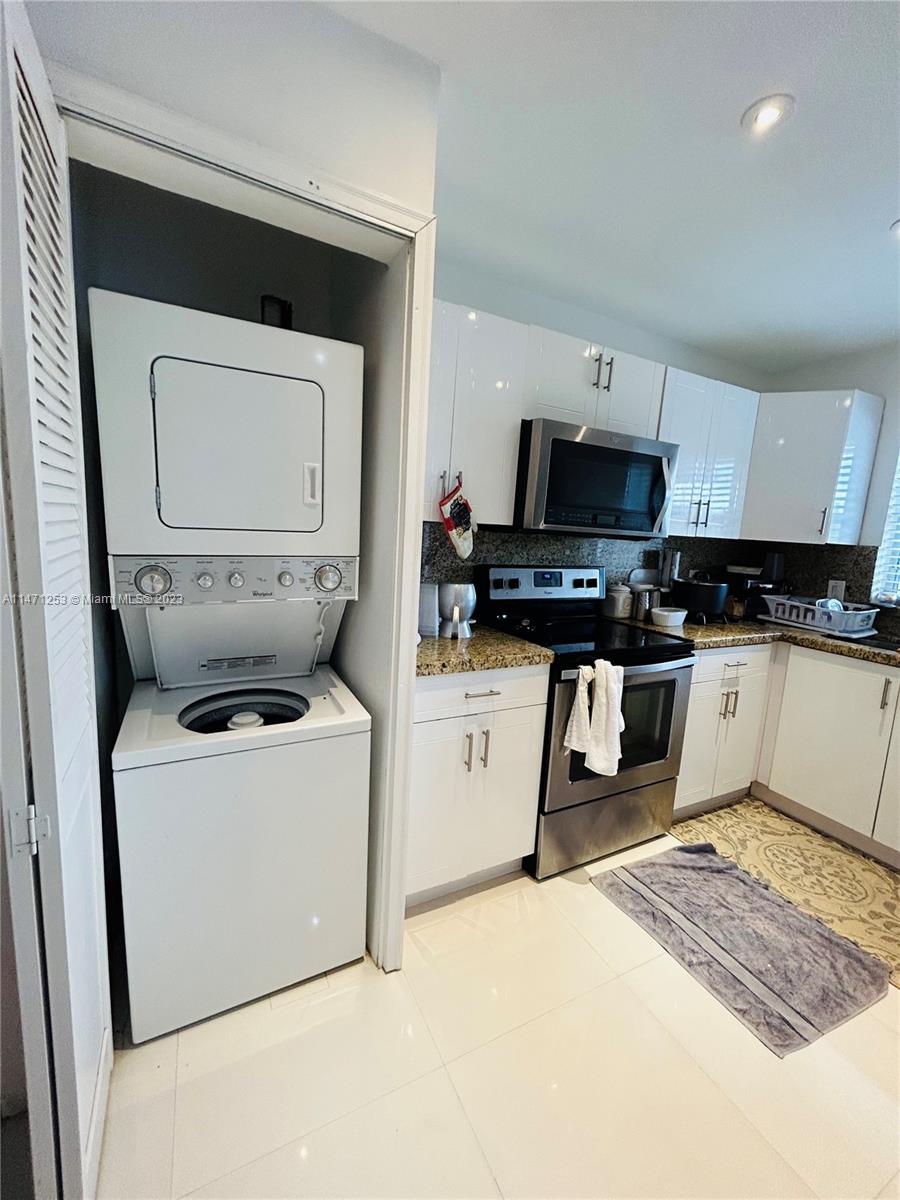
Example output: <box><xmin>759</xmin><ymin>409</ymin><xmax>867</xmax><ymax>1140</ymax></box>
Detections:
<box><xmin>485</xmin><ymin>566</ymin><xmax>606</xmax><ymax>601</ymax></box>
<box><xmin>111</xmin><ymin>556</ymin><xmax>358</xmax><ymax>606</ymax></box>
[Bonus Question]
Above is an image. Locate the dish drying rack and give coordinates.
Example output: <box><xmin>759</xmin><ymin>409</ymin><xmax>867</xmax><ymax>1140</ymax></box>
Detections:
<box><xmin>760</xmin><ymin>595</ymin><xmax>878</xmax><ymax>638</ymax></box>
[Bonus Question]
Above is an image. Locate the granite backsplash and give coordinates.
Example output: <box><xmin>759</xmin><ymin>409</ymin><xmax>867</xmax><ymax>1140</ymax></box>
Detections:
<box><xmin>420</xmin><ymin>522</ymin><xmax>900</xmax><ymax>638</ymax></box>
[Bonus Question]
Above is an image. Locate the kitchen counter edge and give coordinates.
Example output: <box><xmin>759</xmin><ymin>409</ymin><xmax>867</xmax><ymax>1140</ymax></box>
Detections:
<box><xmin>415</xmin><ymin>622</ymin><xmax>899</xmax><ymax>677</ymax></box>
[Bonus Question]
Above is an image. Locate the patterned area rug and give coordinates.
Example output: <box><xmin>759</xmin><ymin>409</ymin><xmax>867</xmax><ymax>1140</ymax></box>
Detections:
<box><xmin>672</xmin><ymin>799</ymin><xmax>900</xmax><ymax>987</ymax></box>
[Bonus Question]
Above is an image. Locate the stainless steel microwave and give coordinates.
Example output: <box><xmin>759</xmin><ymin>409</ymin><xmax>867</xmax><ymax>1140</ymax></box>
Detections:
<box><xmin>514</xmin><ymin>419</ymin><xmax>679</xmax><ymax>537</ymax></box>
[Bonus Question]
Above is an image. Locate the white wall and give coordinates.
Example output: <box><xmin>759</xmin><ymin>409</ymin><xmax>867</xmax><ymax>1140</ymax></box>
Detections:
<box><xmin>771</xmin><ymin>340</ymin><xmax>900</xmax><ymax>546</ymax></box>
<box><xmin>435</xmin><ymin>256</ymin><xmax>769</xmax><ymax>392</ymax></box>
<box><xmin>26</xmin><ymin>1</ymin><xmax>439</xmax><ymax>214</ymax></box>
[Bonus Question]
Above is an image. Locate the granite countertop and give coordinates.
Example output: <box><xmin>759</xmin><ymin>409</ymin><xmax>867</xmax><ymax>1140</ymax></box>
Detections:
<box><xmin>624</xmin><ymin>618</ymin><xmax>900</xmax><ymax>668</ymax></box>
<box><xmin>415</xmin><ymin>619</ymin><xmax>900</xmax><ymax>677</ymax></box>
<box><xmin>416</xmin><ymin>625</ymin><xmax>554</xmax><ymax>676</ymax></box>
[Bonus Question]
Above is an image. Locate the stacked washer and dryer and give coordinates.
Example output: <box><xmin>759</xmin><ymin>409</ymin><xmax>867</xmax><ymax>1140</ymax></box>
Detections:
<box><xmin>90</xmin><ymin>289</ymin><xmax>371</xmax><ymax>1043</ymax></box>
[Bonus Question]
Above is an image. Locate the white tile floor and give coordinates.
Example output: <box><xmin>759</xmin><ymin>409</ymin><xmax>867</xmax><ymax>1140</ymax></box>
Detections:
<box><xmin>98</xmin><ymin>835</ymin><xmax>900</xmax><ymax>1199</ymax></box>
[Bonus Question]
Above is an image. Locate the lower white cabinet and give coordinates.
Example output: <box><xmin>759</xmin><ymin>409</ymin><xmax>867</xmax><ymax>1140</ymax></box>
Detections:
<box><xmin>769</xmin><ymin>648</ymin><xmax>898</xmax><ymax>840</ymax></box>
<box><xmin>675</xmin><ymin>650</ymin><xmax>770</xmax><ymax>812</ymax></box>
<box><xmin>873</xmin><ymin>712</ymin><xmax>900</xmax><ymax>851</ymax></box>
<box><xmin>407</xmin><ymin>670</ymin><xmax>547</xmax><ymax>897</ymax></box>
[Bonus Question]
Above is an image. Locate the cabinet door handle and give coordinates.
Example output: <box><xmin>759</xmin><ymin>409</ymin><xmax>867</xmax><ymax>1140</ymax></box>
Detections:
<box><xmin>880</xmin><ymin>678</ymin><xmax>892</xmax><ymax>711</ymax></box>
<box><xmin>464</xmin><ymin>688</ymin><xmax>501</xmax><ymax>700</ymax></box>
<box><xmin>729</xmin><ymin>689</ymin><xmax>740</xmax><ymax>718</ymax></box>
<box><xmin>818</xmin><ymin>506</ymin><xmax>829</xmax><ymax>536</ymax></box>
<box><xmin>700</xmin><ymin>499</ymin><xmax>712</xmax><ymax>528</ymax></box>
<box><xmin>464</xmin><ymin>732</ymin><xmax>474</xmax><ymax>772</ymax></box>
<box><xmin>719</xmin><ymin>691</ymin><xmax>730</xmax><ymax>720</ymax></box>
<box><xmin>691</xmin><ymin>499</ymin><xmax>702</xmax><ymax>527</ymax></box>
<box><xmin>480</xmin><ymin>728</ymin><xmax>491</xmax><ymax>768</ymax></box>
<box><xmin>603</xmin><ymin>355</ymin><xmax>615</xmax><ymax>392</ymax></box>
<box><xmin>725</xmin><ymin>661</ymin><xmax>748</xmax><ymax>668</ymax></box>
<box><xmin>592</xmin><ymin>353</ymin><xmax>603</xmax><ymax>389</ymax></box>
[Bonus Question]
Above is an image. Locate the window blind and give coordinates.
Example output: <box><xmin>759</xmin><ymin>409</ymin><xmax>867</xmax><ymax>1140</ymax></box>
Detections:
<box><xmin>871</xmin><ymin>450</ymin><xmax>900</xmax><ymax>606</ymax></box>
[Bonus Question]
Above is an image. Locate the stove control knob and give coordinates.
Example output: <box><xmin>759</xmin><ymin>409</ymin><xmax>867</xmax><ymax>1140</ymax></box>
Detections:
<box><xmin>228</xmin><ymin>571</ymin><xmax>245</xmax><ymax>589</ymax></box>
<box><xmin>278</xmin><ymin>571</ymin><xmax>294</xmax><ymax>588</ymax></box>
<box><xmin>196</xmin><ymin>573</ymin><xmax>214</xmax><ymax>590</ymax></box>
<box><xmin>315</xmin><ymin>563</ymin><xmax>342</xmax><ymax>592</ymax></box>
<box><xmin>134</xmin><ymin>565</ymin><xmax>171</xmax><ymax>596</ymax></box>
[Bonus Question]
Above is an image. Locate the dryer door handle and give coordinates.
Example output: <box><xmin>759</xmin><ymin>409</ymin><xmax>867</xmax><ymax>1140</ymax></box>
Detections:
<box><xmin>303</xmin><ymin>463</ymin><xmax>321</xmax><ymax>506</ymax></box>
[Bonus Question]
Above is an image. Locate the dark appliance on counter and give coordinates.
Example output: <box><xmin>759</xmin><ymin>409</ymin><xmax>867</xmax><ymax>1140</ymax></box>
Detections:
<box><xmin>670</xmin><ymin>575</ymin><xmax>729</xmax><ymax>624</ymax></box>
<box><xmin>724</xmin><ymin>568</ymin><xmax>777</xmax><ymax>621</ymax></box>
<box><xmin>514</xmin><ymin>419</ymin><xmax>679</xmax><ymax>537</ymax></box>
<box><xmin>477</xmin><ymin>565</ymin><xmax>696</xmax><ymax>879</ymax></box>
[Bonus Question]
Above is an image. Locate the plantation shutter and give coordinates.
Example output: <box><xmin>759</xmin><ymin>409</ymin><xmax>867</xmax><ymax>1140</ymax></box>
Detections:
<box><xmin>871</xmin><ymin>451</ymin><xmax>900</xmax><ymax>605</ymax></box>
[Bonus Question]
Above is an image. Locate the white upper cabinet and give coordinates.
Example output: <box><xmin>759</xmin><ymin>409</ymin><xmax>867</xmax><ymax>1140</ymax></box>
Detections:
<box><xmin>422</xmin><ymin>301</ymin><xmax>460</xmax><ymax>519</ymax></box>
<box><xmin>596</xmin><ymin>348</ymin><xmax>665</xmax><ymax>440</ymax></box>
<box><xmin>741</xmin><ymin>390</ymin><xmax>883</xmax><ymax>544</ymax></box>
<box><xmin>449</xmin><ymin>307</ymin><xmax>528</xmax><ymax>525</ymax></box>
<box><xmin>658</xmin><ymin>369</ymin><xmax>715</xmax><ymax>535</ymax></box>
<box><xmin>701</xmin><ymin>383</ymin><xmax>760</xmax><ymax>540</ymax></box>
<box><xmin>659</xmin><ymin>369</ymin><xmax>759</xmax><ymax>538</ymax></box>
<box><xmin>523</xmin><ymin>326</ymin><xmax>600</xmax><ymax>425</ymax></box>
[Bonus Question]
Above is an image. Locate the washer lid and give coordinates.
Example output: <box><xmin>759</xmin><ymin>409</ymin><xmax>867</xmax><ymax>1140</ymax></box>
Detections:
<box><xmin>152</xmin><ymin>356</ymin><xmax>324</xmax><ymax>533</ymax></box>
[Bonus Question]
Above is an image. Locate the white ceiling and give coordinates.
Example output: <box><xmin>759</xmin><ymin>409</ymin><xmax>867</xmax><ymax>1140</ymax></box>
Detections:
<box><xmin>335</xmin><ymin>1</ymin><xmax>900</xmax><ymax>371</ymax></box>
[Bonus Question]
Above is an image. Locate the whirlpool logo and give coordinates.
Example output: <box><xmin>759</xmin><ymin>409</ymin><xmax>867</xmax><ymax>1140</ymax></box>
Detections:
<box><xmin>252</xmin><ymin>589</ymin><xmax>273</xmax><ymax>598</ymax></box>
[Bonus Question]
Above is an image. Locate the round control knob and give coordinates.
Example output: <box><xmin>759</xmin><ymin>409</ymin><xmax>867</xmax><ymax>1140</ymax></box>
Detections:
<box><xmin>228</xmin><ymin>571</ymin><xmax>245</xmax><ymax>589</ymax></box>
<box><xmin>314</xmin><ymin>563</ymin><xmax>342</xmax><ymax>592</ymax></box>
<box><xmin>134</xmin><ymin>564</ymin><xmax>172</xmax><ymax>597</ymax></box>
<box><xmin>196</xmin><ymin>573</ymin><xmax>214</xmax><ymax>590</ymax></box>
<box><xmin>278</xmin><ymin>571</ymin><xmax>294</xmax><ymax>588</ymax></box>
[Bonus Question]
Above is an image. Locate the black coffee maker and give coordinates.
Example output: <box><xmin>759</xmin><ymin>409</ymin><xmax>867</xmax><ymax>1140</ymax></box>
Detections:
<box><xmin>724</xmin><ymin>552</ymin><xmax>785</xmax><ymax>621</ymax></box>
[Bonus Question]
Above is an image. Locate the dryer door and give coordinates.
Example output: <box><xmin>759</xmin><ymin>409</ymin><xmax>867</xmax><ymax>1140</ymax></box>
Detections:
<box><xmin>152</xmin><ymin>357</ymin><xmax>324</xmax><ymax>532</ymax></box>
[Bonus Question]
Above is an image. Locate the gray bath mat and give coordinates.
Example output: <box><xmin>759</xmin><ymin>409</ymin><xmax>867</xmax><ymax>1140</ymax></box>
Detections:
<box><xmin>592</xmin><ymin>842</ymin><xmax>889</xmax><ymax>1056</ymax></box>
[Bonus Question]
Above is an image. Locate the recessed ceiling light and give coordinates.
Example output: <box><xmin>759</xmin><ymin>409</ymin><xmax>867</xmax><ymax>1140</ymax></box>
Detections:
<box><xmin>740</xmin><ymin>94</ymin><xmax>795</xmax><ymax>136</ymax></box>
<box><xmin>891</xmin><ymin>219</ymin><xmax>900</xmax><ymax>238</ymax></box>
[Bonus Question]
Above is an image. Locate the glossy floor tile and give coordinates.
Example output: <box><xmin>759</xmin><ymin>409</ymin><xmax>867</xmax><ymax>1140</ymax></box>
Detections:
<box><xmin>449</xmin><ymin>978</ymin><xmax>813</xmax><ymax>1199</ymax></box>
<box><xmin>98</xmin><ymin>849</ymin><xmax>897</xmax><ymax>1200</ymax></box>
<box><xmin>626</xmin><ymin>953</ymin><xmax>900</xmax><ymax>1200</ymax></box>
<box><xmin>172</xmin><ymin>958</ymin><xmax>441</xmax><ymax>1197</ymax></box>
<box><xmin>97</xmin><ymin>1035</ymin><xmax>177</xmax><ymax>1200</ymax></box>
<box><xmin>403</xmin><ymin>873</ymin><xmax>613</xmax><ymax>1060</ymax></box>
<box><xmin>541</xmin><ymin>835</ymin><xmax>678</xmax><ymax>976</ymax></box>
<box><xmin>188</xmin><ymin>1069</ymin><xmax>499</xmax><ymax>1198</ymax></box>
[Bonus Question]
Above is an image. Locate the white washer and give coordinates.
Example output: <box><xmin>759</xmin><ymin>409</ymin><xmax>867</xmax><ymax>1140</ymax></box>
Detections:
<box><xmin>113</xmin><ymin>667</ymin><xmax>371</xmax><ymax>1043</ymax></box>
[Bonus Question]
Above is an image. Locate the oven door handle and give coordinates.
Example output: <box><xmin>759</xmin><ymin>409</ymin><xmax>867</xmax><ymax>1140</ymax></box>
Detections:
<box><xmin>559</xmin><ymin>657</ymin><xmax>697</xmax><ymax>681</ymax></box>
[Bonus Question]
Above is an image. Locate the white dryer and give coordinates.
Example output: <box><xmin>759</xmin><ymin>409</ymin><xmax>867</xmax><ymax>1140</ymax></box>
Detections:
<box><xmin>113</xmin><ymin>669</ymin><xmax>370</xmax><ymax>1043</ymax></box>
<box><xmin>89</xmin><ymin>288</ymin><xmax>363</xmax><ymax>558</ymax></box>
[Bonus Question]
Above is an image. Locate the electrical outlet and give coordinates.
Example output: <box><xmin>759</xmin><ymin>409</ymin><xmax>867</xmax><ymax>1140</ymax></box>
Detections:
<box><xmin>827</xmin><ymin>579</ymin><xmax>846</xmax><ymax>602</ymax></box>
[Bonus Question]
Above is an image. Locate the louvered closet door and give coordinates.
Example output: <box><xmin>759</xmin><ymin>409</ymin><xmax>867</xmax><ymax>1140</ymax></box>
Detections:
<box><xmin>1</xmin><ymin>6</ymin><xmax>111</xmax><ymax>1197</ymax></box>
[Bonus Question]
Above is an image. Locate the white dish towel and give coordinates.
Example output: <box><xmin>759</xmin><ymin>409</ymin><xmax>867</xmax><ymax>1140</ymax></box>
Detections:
<box><xmin>563</xmin><ymin>659</ymin><xmax>625</xmax><ymax>777</ymax></box>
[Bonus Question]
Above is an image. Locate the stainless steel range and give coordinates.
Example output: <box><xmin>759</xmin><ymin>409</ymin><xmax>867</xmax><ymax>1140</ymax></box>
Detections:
<box><xmin>477</xmin><ymin>565</ymin><xmax>696</xmax><ymax>879</ymax></box>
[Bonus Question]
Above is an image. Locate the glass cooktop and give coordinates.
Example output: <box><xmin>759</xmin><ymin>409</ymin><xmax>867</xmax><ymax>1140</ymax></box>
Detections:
<box><xmin>490</xmin><ymin>614</ymin><xmax>694</xmax><ymax>667</ymax></box>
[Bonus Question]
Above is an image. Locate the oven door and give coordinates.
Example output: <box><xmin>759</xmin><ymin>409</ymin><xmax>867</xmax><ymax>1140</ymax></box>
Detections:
<box><xmin>516</xmin><ymin>418</ymin><xmax>679</xmax><ymax>537</ymax></box>
<box><xmin>543</xmin><ymin>660</ymin><xmax>694</xmax><ymax>813</ymax></box>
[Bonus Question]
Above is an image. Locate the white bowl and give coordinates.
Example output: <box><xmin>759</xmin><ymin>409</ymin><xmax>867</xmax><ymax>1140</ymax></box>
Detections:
<box><xmin>651</xmin><ymin>606</ymin><xmax>687</xmax><ymax>627</ymax></box>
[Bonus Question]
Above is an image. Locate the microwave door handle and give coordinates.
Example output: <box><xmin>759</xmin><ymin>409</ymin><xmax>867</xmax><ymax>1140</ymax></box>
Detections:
<box><xmin>651</xmin><ymin>456</ymin><xmax>673</xmax><ymax>534</ymax></box>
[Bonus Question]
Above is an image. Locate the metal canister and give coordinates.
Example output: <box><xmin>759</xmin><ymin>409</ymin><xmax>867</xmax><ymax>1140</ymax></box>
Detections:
<box><xmin>630</xmin><ymin>583</ymin><xmax>654</xmax><ymax>622</ymax></box>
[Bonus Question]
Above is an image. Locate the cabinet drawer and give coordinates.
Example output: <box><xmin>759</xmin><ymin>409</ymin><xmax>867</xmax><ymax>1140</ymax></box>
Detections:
<box><xmin>692</xmin><ymin>644</ymin><xmax>772</xmax><ymax>683</ymax></box>
<box><xmin>414</xmin><ymin>664</ymin><xmax>550</xmax><ymax>722</ymax></box>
